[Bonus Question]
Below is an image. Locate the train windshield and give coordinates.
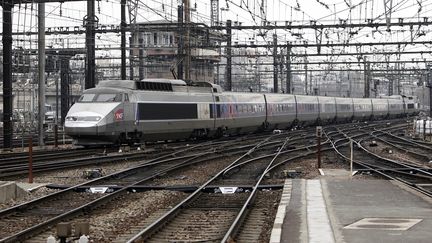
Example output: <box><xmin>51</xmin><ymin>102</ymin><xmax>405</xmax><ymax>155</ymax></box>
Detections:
<box><xmin>78</xmin><ymin>93</ymin><xmax>123</xmax><ymax>102</ymax></box>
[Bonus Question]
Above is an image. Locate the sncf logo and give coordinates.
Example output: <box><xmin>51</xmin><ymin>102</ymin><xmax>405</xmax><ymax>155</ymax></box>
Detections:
<box><xmin>114</xmin><ymin>109</ymin><xmax>124</xmax><ymax>121</ymax></box>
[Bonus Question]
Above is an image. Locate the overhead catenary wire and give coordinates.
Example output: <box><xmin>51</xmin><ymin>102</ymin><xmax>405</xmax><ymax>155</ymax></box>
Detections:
<box><xmin>1</xmin><ymin>1</ymin><xmax>431</xmax><ymax>89</ymax></box>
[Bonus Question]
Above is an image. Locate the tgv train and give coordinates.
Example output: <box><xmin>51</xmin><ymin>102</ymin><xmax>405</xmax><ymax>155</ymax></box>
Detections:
<box><xmin>64</xmin><ymin>79</ymin><xmax>418</xmax><ymax>145</ymax></box>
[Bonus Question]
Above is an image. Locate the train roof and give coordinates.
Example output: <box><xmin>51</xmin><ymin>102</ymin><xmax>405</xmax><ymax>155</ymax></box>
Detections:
<box><xmin>96</xmin><ymin>79</ymin><xmax>188</xmax><ymax>91</ymax></box>
<box><xmin>95</xmin><ymin>79</ymin><xmax>223</xmax><ymax>93</ymax></box>
<box><xmin>377</xmin><ymin>95</ymin><xmax>404</xmax><ymax>99</ymax></box>
<box><xmin>141</xmin><ymin>79</ymin><xmax>187</xmax><ymax>86</ymax></box>
<box><xmin>97</xmin><ymin>80</ymin><xmax>136</xmax><ymax>89</ymax></box>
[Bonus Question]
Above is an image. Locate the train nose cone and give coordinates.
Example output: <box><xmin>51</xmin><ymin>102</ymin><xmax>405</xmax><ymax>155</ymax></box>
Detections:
<box><xmin>65</xmin><ymin>111</ymin><xmax>102</xmax><ymax>126</ymax></box>
<box><xmin>65</xmin><ymin>111</ymin><xmax>102</xmax><ymax>135</ymax></box>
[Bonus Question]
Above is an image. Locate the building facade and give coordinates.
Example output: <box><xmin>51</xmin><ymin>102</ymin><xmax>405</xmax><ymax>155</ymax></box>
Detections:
<box><xmin>130</xmin><ymin>21</ymin><xmax>221</xmax><ymax>83</ymax></box>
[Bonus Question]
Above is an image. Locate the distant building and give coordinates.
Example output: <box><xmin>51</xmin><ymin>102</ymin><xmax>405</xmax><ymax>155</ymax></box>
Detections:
<box><xmin>130</xmin><ymin>21</ymin><xmax>222</xmax><ymax>82</ymax></box>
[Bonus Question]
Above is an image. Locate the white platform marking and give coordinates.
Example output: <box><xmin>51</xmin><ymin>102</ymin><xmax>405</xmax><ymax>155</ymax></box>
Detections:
<box><xmin>344</xmin><ymin>218</ymin><xmax>422</xmax><ymax>231</ymax></box>
<box><xmin>307</xmin><ymin>180</ymin><xmax>335</xmax><ymax>243</ymax></box>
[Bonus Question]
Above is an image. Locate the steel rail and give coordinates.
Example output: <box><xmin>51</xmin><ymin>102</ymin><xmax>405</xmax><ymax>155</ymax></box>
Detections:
<box><xmin>221</xmin><ymin>138</ymin><xmax>290</xmax><ymax>242</ymax></box>
<box><xmin>0</xmin><ymin>151</ymin><xmax>215</xmax><ymax>243</ymax></box>
<box><xmin>375</xmin><ymin>129</ymin><xmax>432</xmax><ymax>151</ymax></box>
<box><xmin>326</xmin><ymin>129</ymin><xmax>432</xmax><ymax>197</ymax></box>
<box><xmin>1</xmin><ymin>134</ymin><xmax>283</xmax><ymax>242</ymax></box>
<box><xmin>369</xmin><ymin>131</ymin><xmax>431</xmax><ymax>163</ymax></box>
<box><xmin>126</xmin><ymin>135</ymin><xmax>275</xmax><ymax>242</ymax></box>
<box><xmin>357</xmin><ymin>139</ymin><xmax>432</xmax><ymax>178</ymax></box>
<box><xmin>0</xmin><ymin>138</ymin><xmax>238</xmax><ymax>242</ymax></box>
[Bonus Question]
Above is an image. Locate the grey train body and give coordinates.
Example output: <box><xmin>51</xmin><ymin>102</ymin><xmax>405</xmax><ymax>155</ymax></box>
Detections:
<box><xmin>65</xmin><ymin>79</ymin><xmax>419</xmax><ymax>146</ymax></box>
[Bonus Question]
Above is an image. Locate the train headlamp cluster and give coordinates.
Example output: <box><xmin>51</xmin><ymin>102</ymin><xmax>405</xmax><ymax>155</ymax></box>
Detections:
<box><xmin>66</xmin><ymin>116</ymin><xmax>101</xmax><ymax>121</ymax></box>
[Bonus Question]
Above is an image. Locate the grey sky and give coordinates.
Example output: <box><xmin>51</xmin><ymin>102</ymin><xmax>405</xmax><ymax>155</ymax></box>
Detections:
<box><xmin>1</xmin><ymin>0</ymin><xmax>431</xmax><ymax>67</ymax></box>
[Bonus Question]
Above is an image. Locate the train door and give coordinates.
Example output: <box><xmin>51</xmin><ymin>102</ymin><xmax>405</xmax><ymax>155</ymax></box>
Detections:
<box><xmin>122</xmin><ymin>93</ymin><xmax>133</xmax><ymax>125</ymax></box>
<box><xmin>211</xmin><ymin>93</ymin><xmax>218</xmax><ymax>129</ymax></box>
<box><xmin>402</xmin><ymin>96</ymin><xmax>407</xmax><ymax>115</ymax></box>
<box><xmin>386</xmin><ymin>99</ymin><xmax>390</xmax><ymax>117</ymax></box>
<box><xmin>316</xmin><ymin>96</ymin><xmax>321</xmax><ymax>124</ymax></box>
<box><xmin>293</xmin><ymin>95</ymin><xmax>298</xmax><ymax>121</ymax></box>
<box><xmin>122</xmin><ymin>93</ymin><xmax>138</xmax><ymax>141</ymax></box>
<box><xmin>263</xmin><ymin>94</ymin><xmax>268</xmax><ymax>125</ymax></box>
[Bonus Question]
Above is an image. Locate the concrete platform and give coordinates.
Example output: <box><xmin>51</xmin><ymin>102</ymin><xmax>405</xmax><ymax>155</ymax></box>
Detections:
<box><xmin>271</xmin><ymin>177</ymin><xmax>432</xmax><ymax>243</ymax></box>
<box><xmin>0</xmin><ymin>181</ymin><xmax>28</xmax><ymax>203</ymax></box>
<box><xmin>0</xmin><ymin>181</ymin><xmax>47</xmax><ymax>203</ymax></box>
<box><xmin>319</xmin><ymin>168</ymin><xmax>354</xmax><ymax>178</ymax></box>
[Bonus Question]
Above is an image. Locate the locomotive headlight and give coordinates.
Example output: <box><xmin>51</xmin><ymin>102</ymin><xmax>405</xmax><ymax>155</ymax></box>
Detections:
<box><xmin>65</xmin><ymin>116</ymin><xmax>100</xmax><ymax>121</ymax></box>
<box><xmin>85</xmin><ymin>116</ymin><xmax>102</xmax><ymax>121</ymax></box>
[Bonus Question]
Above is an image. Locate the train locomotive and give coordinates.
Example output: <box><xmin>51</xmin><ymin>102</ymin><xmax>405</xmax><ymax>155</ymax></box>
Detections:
<box><xmin>65</xmin><ymin>79</ymin><xmax>418</xmax><ymax>146</ymax></box>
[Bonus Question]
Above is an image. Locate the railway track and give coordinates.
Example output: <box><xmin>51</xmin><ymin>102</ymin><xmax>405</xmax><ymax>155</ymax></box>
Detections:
<box><xmin>0</xmin><ymin>118</ymin><xmax>420</xmax><ymax>242</ymax></box>
<box><xmin>122</xmin><ymin>128</ymin><xmax>343</xmax><ymax>242</ymax></box>
<box><xmin>374</xmin><ymin>128</ymin><xmax>432</xmax><ymax>160</ymax></box>
<box><xmin>0</xmin><ymin>133</ymin><xmax>293</xmax><ymax>242</ymax></box>
<box><xmin>365</xmin><ymin>130</ymin><xmax>432</xmax><ymax>166</ymax></box>
<box><xmin>0</xmin><ymin>134</ymin><xmax>265</xmax><ymax>179</ymax></box>
<box><xmin>325</xmin><ymin>126</ymin><xmax>432</xmax><ymax>197</ymax></box>
<box><xmin>0</xmin><ymin>132</ymin><xmax>72</xmax><ymax>148</ymax></box>
<box><xmin>0</xmin><ymin>146</ymin><xmax>165</xmax><ymax>179</ymax></box>
<box><xmin>0</xmin><ymin>145</ymin><xmax>214</xmax><ymax>241</ymax></box>
<box><xmin>122</xmin><ymin>135</ymin><xmax>287</xmax><ymax>242</ymax></box>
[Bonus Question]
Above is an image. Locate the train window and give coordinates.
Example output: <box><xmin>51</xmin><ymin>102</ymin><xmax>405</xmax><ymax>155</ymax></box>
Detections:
<box><xmin>78</xmin><ymin>93</ymin><xmax>96</xmax><ymax>102</ymax></box>
<box><xmin>96</xmin><ymin>94</ymin><xmax>118</xmax><ymax>102</ymax></box>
